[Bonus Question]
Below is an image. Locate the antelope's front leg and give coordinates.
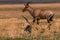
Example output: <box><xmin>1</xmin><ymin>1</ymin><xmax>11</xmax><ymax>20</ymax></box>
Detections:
<box><xmin>35</xmin><ymin>18</ymin><xmax>40</xmax><ymax>25</ymax></box>
<box><xmin>33</xmin><ymin>18</ymin><xmax>39</xmax><ymax>25</ymax></box>
<box><xmin>33</xmin><ymin>18</ymin><xmax>37</xmax><ymax>24</ymax></box>
<box><xmin>34</xmin><ymin>17</ymin><xmax>40</xmax><ymax>25</ymax></box>
<box><xmin>47</xmin><ymin>16</ymin><xmax>51</xmax><ymax>23</ymax></box>
<box><xmin>33</xmin><ymin>19</ymin><xmax>35</xmax><ymax>23</ymax></box>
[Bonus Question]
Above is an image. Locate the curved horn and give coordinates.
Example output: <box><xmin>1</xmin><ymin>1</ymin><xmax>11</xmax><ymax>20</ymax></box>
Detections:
<box><xmin>26</xmin><ymin>2</ymin><xmax>31</xmax><ymax>6</ymax></box>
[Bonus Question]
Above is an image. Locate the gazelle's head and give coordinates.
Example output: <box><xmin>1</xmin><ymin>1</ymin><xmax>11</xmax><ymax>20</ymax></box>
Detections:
<box><xmin>22</xmin><ymin>2</ymin><xmax>30</xmax><ymax>12</ymax></box>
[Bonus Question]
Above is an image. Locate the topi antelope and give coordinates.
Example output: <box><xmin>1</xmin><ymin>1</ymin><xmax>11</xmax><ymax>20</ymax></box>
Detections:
<box><xmin>22</xmin><ymin>2</ymin><xmax>54</xmax><ymax>25</ymax></box>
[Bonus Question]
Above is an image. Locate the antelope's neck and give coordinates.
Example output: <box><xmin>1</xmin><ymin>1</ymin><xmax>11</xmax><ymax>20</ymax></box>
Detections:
<box><xmin>27</xmin><ymin>7</ymin><xmax>33</xmax><ymax>13</ymax></box>
<box><xmin>27</xmin><ymin>7</ymin><xmax>35</xmax><ymax>18</ymax></box>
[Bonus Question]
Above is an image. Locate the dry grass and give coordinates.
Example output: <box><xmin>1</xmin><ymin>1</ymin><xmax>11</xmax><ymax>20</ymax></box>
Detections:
<box><xmin>0</xmin><ymin>3</ymin><xmax>59</xmax><ymax>40</ymax></box>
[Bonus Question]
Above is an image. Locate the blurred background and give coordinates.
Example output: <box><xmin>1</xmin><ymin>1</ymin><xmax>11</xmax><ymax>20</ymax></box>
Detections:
<box><xmin>0</xmin><ymin>0</ymin><xmax>60</xmax><ymax>4</ymax></box>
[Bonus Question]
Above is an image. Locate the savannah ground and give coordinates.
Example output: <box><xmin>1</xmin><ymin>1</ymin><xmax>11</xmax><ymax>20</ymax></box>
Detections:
<box><xmin>0</xmin><ymin>3</ymin><xmax>60</xmax><ymax>40</ymax></box>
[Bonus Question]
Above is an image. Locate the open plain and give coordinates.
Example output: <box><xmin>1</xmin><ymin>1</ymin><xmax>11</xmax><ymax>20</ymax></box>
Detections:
<box><xmin>0</xmin><ymin>3</ymin><xmax>60</xmax><ymax>40</ymax></box>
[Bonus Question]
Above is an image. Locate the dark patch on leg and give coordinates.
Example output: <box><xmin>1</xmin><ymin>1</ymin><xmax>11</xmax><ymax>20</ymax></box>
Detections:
<box><xmin>47</xmin><ymin>15</ymin><xmax>53</xmax><ymax>23</ymax></box>
<box><xmin>37</xmin><ymin>21</ymin><xmax>39</xmax><ymax>25</ymax></box>
<box><xmin>47</xmin><ymin>19</ymin><xmax>50</xmax><ymax>23</ymax></box>
<box><xmin>33</xmin><ymin>17</ymin><xmax>35</xmax><ymax>23</ymax></box>
<box><xmin>37</xmin><ymin>19</ymin><xmax>40</xmax><ymax>25</ymax></box>
<box><xmin>50</xmin><ymin>16</ymin><xmax>53</xmax><ymax>21</ymax></box>
<box><xmin>24</xmin><ymin>25</ymin><xmax>32</xmax><ymax>33</ymax></box>
<box><xmin>33</xmin><ymin>19</ymin><xmax>35</xmax><ymax>23</ymax></box>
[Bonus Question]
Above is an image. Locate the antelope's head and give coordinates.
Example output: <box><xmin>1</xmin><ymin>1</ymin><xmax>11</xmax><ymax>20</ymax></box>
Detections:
<box><xmin>22</xmin><ymin>2</ymin><xmax>31</xmax><ymax>12</ymax></box>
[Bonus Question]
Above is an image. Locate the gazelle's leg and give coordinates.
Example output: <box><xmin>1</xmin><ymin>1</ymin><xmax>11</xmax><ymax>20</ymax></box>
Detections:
<box><xmin>34</xmin><ymin>18</ymin><xmax>38</xmax><ymax>24</ymax></box>
<box><xmin>47</xmin><ymin>14</ymin><xmax>54</xmax><ymax>23</ymax></box>
<box><xmin>33</xmin><ymin>18</ymin><xmax>39</xmax><ymax>25</ymax></box>
<box><xmin>47</xmin><ymin>17</ymin><xmax>50</xmax><ymax>23</ymax></box>
<box><xmin>47</xmin><ymin>19</ymin><xmax>50</xmax><ymax>23</ymax></box>
<box><xmin>47</xmin><ymin>14</ymin><xmax>53</xmax><ymax>23</ymax></box>
<box><xmin>49</xmin><ymin>16</ymin><xmax>53</xmax><ymax>21</ymax></box>
<box><xmin>33</xmin><ymin>19</ymin><xmax>35</xmax><ymax>23</ymax></box>
<box><xmin>37</xmin><ymin>19</ymin><xmax>40</xmax><ymax>25</ymax></box>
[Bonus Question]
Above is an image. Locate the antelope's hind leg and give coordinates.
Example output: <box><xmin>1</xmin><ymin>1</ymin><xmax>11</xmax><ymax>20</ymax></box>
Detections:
<box><xmin>47</xmin><ymin>20</ymin><xmax>50</xmax><ymax>23</ymax></box>
<box><xmin>47</xmin><ymin>17</ymin><xmax>50</xmax><ymax>23</ymax></box>
<box><xmin>47</xmin><ymin>15</ymin><xmax>53</xmax><ymax>23</ymax></box>
<box><xmin>49</xmin><ymin>16</ymin><xmax>53</xmax><ymax>21</ymax></box>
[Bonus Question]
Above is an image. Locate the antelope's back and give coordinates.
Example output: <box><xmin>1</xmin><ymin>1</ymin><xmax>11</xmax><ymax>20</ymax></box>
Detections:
<box><xmin>34</xmin><ymin>9</ymin><xmax>54</xmax><ymax>19</ymax></box>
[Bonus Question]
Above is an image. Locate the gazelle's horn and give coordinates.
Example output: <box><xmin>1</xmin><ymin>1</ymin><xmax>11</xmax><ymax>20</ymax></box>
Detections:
<box><xmin>26</xmin><ymin>1</ymin><xmax>31</xmax><ymax>6</ymax></box>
